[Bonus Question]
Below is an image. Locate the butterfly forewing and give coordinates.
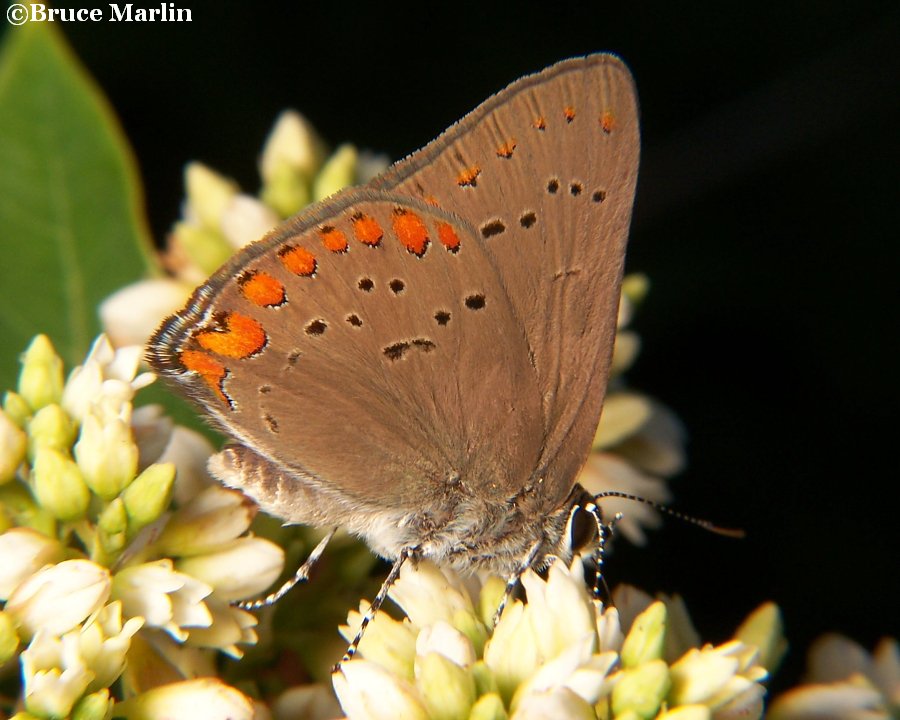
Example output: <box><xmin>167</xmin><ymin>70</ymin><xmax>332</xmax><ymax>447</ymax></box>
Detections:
<box><xmin>371</xmin><ymin>54</ymin><xmax>639</xmax><ymax>509</ymax></box>
<box><xmin>149</xmin><ymin>191</ymin><xmax>544</xmax><ymax>512</ymax></box>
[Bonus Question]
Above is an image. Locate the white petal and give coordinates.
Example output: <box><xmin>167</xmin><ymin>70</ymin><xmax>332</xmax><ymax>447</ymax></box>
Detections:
<box><xmin>176</xmin><ymin>537</ymin><xmax>284</xmax><ymax>601</ymax></box>
<box><xmin>100</xmin><ymin>279</ymin><xmax>191</xmax><ymax>348</ymax></box>
<box><xmin>0</xmin><ymin>528</ymin><xmax>65</xmax><ymax>600</ymax></box>
<box><xmin>220</xmin><ymin>195</ymin><xmax>279</xmax><ymax>249</ymax></box>
<box><xmin>7</xmin><ymin>560</ymin><xmax>110</xmax><ymax>639</ymax></box>
<box><xmin>333</xmin><ymin>659</ymin><xmax>428</xmax><ymax>720</ymax></box>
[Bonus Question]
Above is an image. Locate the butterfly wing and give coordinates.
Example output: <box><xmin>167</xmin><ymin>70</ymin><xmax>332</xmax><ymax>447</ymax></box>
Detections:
<box><xmin>148</xmin><ymin>191</ymin><xmax>544</xmax><ymax>521</ymax></box>
<box><xmin>371</xmin><ymin>54</ymin><xmax>640</xmax><ymax>510</ymax></box>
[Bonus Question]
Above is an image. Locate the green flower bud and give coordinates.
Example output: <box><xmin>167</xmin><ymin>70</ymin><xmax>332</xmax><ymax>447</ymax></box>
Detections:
<box><xmin>452</xmin><ymin>608</ymin><xmax>488</xmax><ymax>658</ymax></box>
<box><xmin>313</xmin><ymin>144</ymin><xmax>357</xmax><ymax>201</ymax></box>
<box><xmin>416</xmin><ymin>652</ymin><xmax>476</xmax><ymax>720</ymax></box>
<box><xmin>734</xmin><ymin>602</ymin><xmax>787</xmax><ymax>673</ymax></box>
<box><xmin>74</xmin><ymin>412</ymin><xmax>138</xmax><ymax>500</ymax></box>
<box><xmin>3</xmin><ymin>391</ymin><xmax>32</xmax><ymax>427</ymax></box>
<box><xmin>478</xmin><ymin>576</ymin><xmax>506</xmax><ymax>628</ymax></box>
<box><xmin>621</xmin><ymin>601</ymin><xmax>667</xmax><ymax>668</ymax></box>
<box><xmin>0</xmin><ymin>408</ymin><xmax>27</xmax><ymax>484</ymax></box>
<box><xmin>27</xmin><ymin>404</ymin><xmax>76</xmax><ymax>460</ymax></box>
<box><xmin>622</xmin><ymin>272</ymin><xmax>650</xmax><ymax>306</ymax></box>
<box><xmin>468</xmin><ymin>693</ymin><xmax>508</xmax><ymax>720</ymax></box>
<box><xmin>122</xmin><ymin>462</ymin><xmax>175</xmax><ymax>533</ymax></box>
<box><xmin>260</xmin><ymin>161</ymin><xmax>311</xmax><ymax>218</ymax></box>
<box><xmin>611</xmin><ymin>659</ymin><xmax>671</xmax><ymax>719</ymax></box>
<box><xmin>32</xmin><ymin>447</ymin><xmax>90</xmax><ymax>521</ymax></box>
<box><xmin>0</xmin><ymin>482</ymin><xmax>55</xmax><ymax>535</ymax></box>
<box><xmin>471</xmin><ymin>660</ymin><xmax>499</xmax><ymax>696</ymax></box>
<box><xmin>98</xmin><ymin>498</ymin><xmax>128</xmax><ymax>555</ymax></box>
<box><xmin>173</xmin><ymin>221</ymin><xmax>235</xmax><ymax>276</ymax></box>
<box><xmin>17</xmin><ymin>336</ymin><xmax>64</xmax><ymax>411</ymax></box>
<box><xmin>186</xmin><ymin>162</ymin><xmax>238</xmax><ymax>230</ymax></box>
<box><xmin>72</xmin><ymin>689</ymin><xmax>113</xmax><ymax>720</ymax></box>
<box><xmin>0</xmin><ymin>610</ymin><xmax>20</xmax><ymax>662</ymax></box>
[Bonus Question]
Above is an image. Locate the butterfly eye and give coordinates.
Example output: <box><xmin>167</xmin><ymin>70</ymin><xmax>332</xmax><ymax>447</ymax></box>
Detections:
<box><xmin>568</xmin><ymin>506</ymin><xmax>597</xmax><ymax>554</ymax></box>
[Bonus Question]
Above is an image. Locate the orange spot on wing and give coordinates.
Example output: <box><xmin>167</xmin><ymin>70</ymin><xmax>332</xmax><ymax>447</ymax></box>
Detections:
<box><xmin>457</xmin><ymin>165</ymin><xmax>481</xmax><ymax>187</ymax></box>
<box><xmin>180</xmin><ymin>350</ymin><xmax>230</xmax><ymax>406</ymax></box>
<box><xmin>436</xmin><ymin>222</ymin><xmax>461</xmax><ymax>252</ymax></box>
<box><xmin>351</xmin><ymin>213</ymin><xmax>383</xmax><ymax>246</ymax></box>
<box><xmin>496</xmin><ymin>140</ymin><xmax>517</xmax><ymax>158</ymax></box>
<box><xmin>320</xmin><ymin>225</ymin><xmax>348</xmax><ymax>253</ymax></box>
<box><xmin>279</xmin><ymin>245</ymin><xmax>316</xmax><ymax>276</ymax></box>
<box><xmin>392</xmin><ymin>209</ymin><xmax>429</xmax><ymax>256</ymax></box>
<box><xmin>600</xmin><ymin>111</ymin><xmax>615</xmax><ymax>134</ymax></box>
<box><xmin>239</xmin><ymin>271</ymin><xmax>285</xmax><ymax>307</ymax></box>
<box><xmin>564</xmin><ymin>106</ymin><xmax>576</xmax><ymax>123</ymax></box>
<box><xmin>196</xmin><ymin>312</ymin><xmax>267</xmax><ymax>359</ymax></box>
<box><xmin>533</xmin><ymin>116</ymin><xmax>546</xmax><ymax>130</ymax></box>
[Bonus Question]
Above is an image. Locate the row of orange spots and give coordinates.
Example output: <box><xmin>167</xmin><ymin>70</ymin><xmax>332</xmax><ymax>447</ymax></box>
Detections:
<box><xmin>320</xmin><ymin>225</ymin><xmax>349</xmax><ymax>253</ymax></box>
<box><xmin>495</xmin><ymin>140</ymin><xmax>517</xmax><ymax>159</ymax></box>
<box><xmin>279</xmin><ymin>245</ymin><xmax>317</xmax><ymax>276</ymax></box>
<box><xmin>392</xmin><ymin>208</ymin><xmax>429</xmax><ymax>256</ymax></box>
<box><xmin>436</xmin><ymin>222</ymin><xmax>461</xmax><ymax>252</ymax></box>
<box><xmin>456</xmin><ymin>165</ymin><xmax>481</xmax><ymax>187</ymax></box>
<box><xmin>179</xmin><ymin>349</ymin><xmax>229</xmax><ymax>405</ymax></box>
<box><xmin>239</xmin><ymin>271</ymin><xmax>285</xmax><ymax>307</ymax></box>
<box><xmin>600</xmin><ymin>110</ymin><xmax>615</xmax><ymax>133</ymax></box>
<box><xmin>196</xmin><ymin>312</ymin><xmax>267</xmax><ymax>359</ymax></box>
<box><xmin>352</xmin><ymin>213</ymin><xmax>384</xmax><ymax>246</ymax></box>
<box><xmin>530</xmin><ymin>108</ymin><xmax>616</xmax><ymax>132</ymax></box>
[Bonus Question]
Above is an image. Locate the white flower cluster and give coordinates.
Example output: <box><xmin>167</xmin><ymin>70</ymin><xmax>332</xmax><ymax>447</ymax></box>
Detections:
<box><xmin>0</xmin><ymin>335</ymin><xmax>283</xmax><ymax>718</ymax></box>
<box><xmin>332</xmin><ymin>559</ymin><xmax>776</xmax><ymax>720</ymax></box>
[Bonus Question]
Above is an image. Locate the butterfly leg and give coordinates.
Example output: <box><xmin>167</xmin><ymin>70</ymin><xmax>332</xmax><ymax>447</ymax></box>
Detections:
<box><xmin>492</xmin><ymin>540</ymin><xmax>543</xmax><ymax>627</ymax></box>
<box><xmin>237</xmin><ymin>526</ymin><xmax>337</xmax><ymax>610</ymax></box>
<box><xmin>339</xmin><ymin>546</ymin><xmax>417</xmax><ymax>666</ymax></box>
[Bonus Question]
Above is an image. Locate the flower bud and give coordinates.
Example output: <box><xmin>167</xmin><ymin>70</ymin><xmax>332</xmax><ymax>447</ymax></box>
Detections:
<box><xmin>313</xmin><ymin>144</ymin><xmax>357</xmax><ymax>201</ymax></box>
<box><xmin>734</xmin><ymin>602</ymin><xmax>786</xmax><ymax>672</ymax></box>
<box><xmin>468</xmin><ymin>693</ymin><xmax>508</xmax><ymax>720</ymax></box>
<box><xmin>98</xmin><ymin>498</ymin><xmax>128</xmax><ymax>556</ymax></box>
<box><xmin>4</xmin><ymin>391</ymin><xmax>31</xmax><ymax>427</ymax></box>
<box><xmin>18</xmin><ymin>336</ymin><xmax>64</xmax><ymax>411</ymax></box>
<box><xmin>7</xmin><ymin>560</ymin><xmax>110</xmax><ymax>639</ymax></box>
<box><xmin>621</xmin><ymin>601</ymin><xmax>667</xmax><ymax>668</ymax></box>
<box><xmin>27</xmin><ymin>404</ymin><xmax>76</xmax><ymax>460</ymax></box>
<box><xmin>32</xmin><ymin>447</ymin><xmax>90</xmax><ymax>521</ymax></box>
<box><xmin>416</xmin><ymin>651</ymin><xmax>477</xmax><ymax>720</ymax></box>
<box><xmin>185</xmin><ymin>162</ymin><xmax>238</xmax><ymax>230</ymax></box>
<box><xmin>74</xmin><ymin>410</ymin><xmax>138</xmax><ymax>500</ymax></box>
<box><xmin>111</xmin><ymin>678</ymin><xmax>254</xmax><ymax>720</ymax></box>
<box><xmin>333</xmin><ymin>660</ymin><xmax>429</xmax><ymax>720</ymax></box>
<box><xmin>171</xmin><ymin>221</ymin><xmax>234</xmax><ymax>276</ymax></box>
<box><xmin>0</xmin><ymin>408</ymin><xmax>27</xmax><ymax>483</ymax></box>
<box><xmin>122</xmin><ymin>463</ymin><xmax>175</xmax><ymax>533</ymax></box>
<box><xmin>611</xmin><ymin>659</ymin><xmax>670</xmax><ymax>718</ymax></box>
<box><xmin>72</xmin><ymin>689</ymin><xmax>114</xmax><ymax>720</ymax></box>
<box><xmin>0</xmin><ymin>609</ymin><xmax>20</xmax><ymax>662</ymax></box>
<box><xmin>0</xmin><ymin>527</ymin><xmax>66</xmax><ymax>599</ymax></box>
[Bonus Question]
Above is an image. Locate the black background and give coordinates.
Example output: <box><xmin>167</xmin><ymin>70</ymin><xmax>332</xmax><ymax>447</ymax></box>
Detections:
<box><xmin>10</xmin><ymin>0</ymin><xmax>897</xmax><ymax>692</ymax></box>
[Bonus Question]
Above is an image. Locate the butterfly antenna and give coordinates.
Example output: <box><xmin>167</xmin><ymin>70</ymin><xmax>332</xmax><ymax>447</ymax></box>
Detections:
<box><xmin>237</xmin><ymin>526</ymin><xmax>337</xmax><ymax>611</ymax></box>
<box><xmin>593</xmin><ymin>491</ymin><xmax>746</xmax><ymax>538</ymax></box>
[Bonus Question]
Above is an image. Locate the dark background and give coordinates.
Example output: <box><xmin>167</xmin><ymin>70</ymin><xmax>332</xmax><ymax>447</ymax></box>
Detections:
<box><xmin>11</xmin><ymin>0</ymin><xmax>897</xmax><ymax>692</ymax></box>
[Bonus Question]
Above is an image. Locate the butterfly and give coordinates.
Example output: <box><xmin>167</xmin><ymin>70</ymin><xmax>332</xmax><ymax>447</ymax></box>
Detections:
<box><xmin>148</xmin><ymin>53</ymin><xmax>640</xmax><ymax>658</ymax></box>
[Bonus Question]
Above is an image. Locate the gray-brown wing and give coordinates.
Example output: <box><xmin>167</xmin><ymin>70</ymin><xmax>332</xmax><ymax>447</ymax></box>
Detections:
<box><xmin>148</xmin><ymin>190</ymin><xmax>543</xmax><ymax>511</ymax></box>
<box><xmin>370</xmin><ymin>54</ymin><xmax>640</xmax><ymax>511</ymax></box>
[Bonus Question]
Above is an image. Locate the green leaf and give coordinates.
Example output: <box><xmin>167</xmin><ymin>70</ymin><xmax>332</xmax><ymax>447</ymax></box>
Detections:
<box><xmin>0</xmin><ymin>23</ymin><xmax>153</xmax><ymax>390</ymax></box>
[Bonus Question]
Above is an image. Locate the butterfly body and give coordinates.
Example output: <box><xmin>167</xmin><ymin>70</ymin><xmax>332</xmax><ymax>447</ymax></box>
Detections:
<box><xmin>148</xmin><ymin>54</ymin><xmax>639</xmax><ymax>579</ymax></box>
